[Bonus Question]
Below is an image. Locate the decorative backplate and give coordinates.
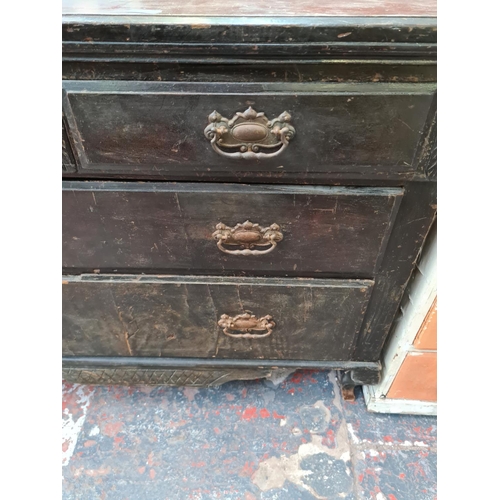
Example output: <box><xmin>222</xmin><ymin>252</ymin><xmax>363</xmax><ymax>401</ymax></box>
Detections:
<box><xmin>218</xmin><ymin>313</ymin><xmax>276</xmax><ymax>339</ymax></box>
<box><xmin>204</xmin><ymin>106</ymin><xmax>295</xmax><ymax>159</ymax></box>
<box><xmin>213</xmin><ymin>220</ymin><xmax>283</xmax><ymax>256</ymax></box>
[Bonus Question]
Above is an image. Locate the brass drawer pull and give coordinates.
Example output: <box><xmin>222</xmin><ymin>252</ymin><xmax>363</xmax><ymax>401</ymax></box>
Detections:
<box><xmin>218</xmin><ymin>313</ymin><xmax>275</xmax><ymax>339</ymax></box>
<box><xmin>204</xmin><ymin>107</ymin><xmax>295</xmax><ymax>159</ymax></box>
<box><xmin>213</xmin><ymin>220</ymin><xmax>283</xmax><ymax>256</ymax></box>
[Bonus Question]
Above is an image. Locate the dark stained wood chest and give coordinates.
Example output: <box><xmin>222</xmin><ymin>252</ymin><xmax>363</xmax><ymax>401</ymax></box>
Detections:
<box><xmin>62</xmin><ymin>0</ymin><xmax>437</xmax><ymax>397</ymax></box>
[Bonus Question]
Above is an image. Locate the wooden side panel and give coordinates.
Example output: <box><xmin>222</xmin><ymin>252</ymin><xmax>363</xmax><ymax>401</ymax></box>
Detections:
<box><xmin>354</xmin><ymin>182</ymin><xmax>436</xmax><ymax>360</ymax></box>
<box><xmin>386</xmin><ymin>352</ymin><xmax>437</xmax><ymax>401</ymax></box>
<box><xmin>62</xmin><ymin>275</ymin><xmax>374</xmax><ymax>361</ymax></box>
<box><xmin>413</xmin><ymin>298</ymin><xmax>437</xmax><ymax>350</ymax></box>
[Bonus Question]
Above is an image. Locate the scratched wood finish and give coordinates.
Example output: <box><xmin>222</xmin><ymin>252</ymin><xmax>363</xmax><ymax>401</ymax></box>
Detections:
<box><xmin>62</xmin><ymin>0</ymin><xmax>436</xmax><ymax>17</ymax></box>
<box><xmin>62</xmin><ymin>121</ymin><xmax>76</xmax><ymax>174</ymax></box>
<box><xmin>62</xmin><ymin>275</ymin><xmax>374</xmax><ymax>360</ymax></box>
<box><xmin>62</xmin><ymin>182</ymin><xmax>402</xmax><ymax>277</ymax></box>
<box><xmin>62</xmin><ymin>61</ymin><xmax>437</xmax><ymax>86</ymax></box>
<box><xmin>354</xmin><ymin>181</ymin><xmax>436</xmax><ymax>360</ymax></box>
<box><xmin>61</xmin><ymin>7</ymin><xmax>438</xmax><ymax>388</ymax></box>
<box><xmin>63</xmin><ymin>81</ymin><xmax>435</xmax><ymax>179</ymax></box>
<box><xmin>62</xmin><ymin>17</ymin><xmax>436</xmax><ymax>60</ymax></box>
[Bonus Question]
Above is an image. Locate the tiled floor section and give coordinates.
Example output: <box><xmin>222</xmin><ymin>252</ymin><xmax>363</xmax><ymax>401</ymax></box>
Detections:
<box><xmin>62</xmin><ymin>370</ymin><xmax>437</xmax><ymax>499</ymax></box>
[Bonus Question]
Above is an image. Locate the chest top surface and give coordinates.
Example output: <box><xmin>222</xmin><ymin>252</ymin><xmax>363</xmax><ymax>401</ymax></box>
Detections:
<box><xmin>62</xmin><ymin>0</ymin><xmax>437</xmax><ymax>18</ymax></box>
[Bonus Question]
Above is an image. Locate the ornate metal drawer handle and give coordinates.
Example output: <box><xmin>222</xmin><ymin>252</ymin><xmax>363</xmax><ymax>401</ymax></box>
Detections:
<box><xmin>213</xmin><ymin>220</ymin><xmax>283</xmax><ymax>256</ymax></box>
<box><xmin>204</xmin><ymin>107</ymin><xmax>295</xmax><ymax>159</ymax></box>
<box><xmin>218</xmin><ymin>313</ymin><xmax>275</xmax><ymax>339</ymax></box>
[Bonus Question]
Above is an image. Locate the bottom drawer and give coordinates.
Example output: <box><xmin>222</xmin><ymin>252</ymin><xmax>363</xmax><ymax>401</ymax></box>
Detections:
<box><xmin>62</xmin><ymin>275</ymin><xmax>373</xmax><ymax>361</ymax></box>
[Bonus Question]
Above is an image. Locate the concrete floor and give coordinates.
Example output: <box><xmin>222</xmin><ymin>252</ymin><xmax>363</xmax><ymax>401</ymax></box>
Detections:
<box><xmin>62</xmin><ymin>370</ymin><xmax>437</xmax><ymax>499</ymax></box>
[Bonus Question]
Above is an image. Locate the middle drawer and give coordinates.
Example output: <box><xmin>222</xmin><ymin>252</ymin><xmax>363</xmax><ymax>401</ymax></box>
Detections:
<box><xmin>62</xmin><ymin>182</ymin><xmax>403</xmax><ymax>277</ymax></box>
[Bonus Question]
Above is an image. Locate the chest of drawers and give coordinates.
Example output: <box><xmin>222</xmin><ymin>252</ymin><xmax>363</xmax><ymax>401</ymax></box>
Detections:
<box><xmin>62</xmin><ymin>0</ymin><xmax>437</xmax><ymax>398</ymax></box>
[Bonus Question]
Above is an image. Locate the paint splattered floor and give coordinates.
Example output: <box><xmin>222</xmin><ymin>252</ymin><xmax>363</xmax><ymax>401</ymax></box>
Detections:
<box><xmin>62</xmin><ymin>370</ymin><xmax>437</xmax><ymax>499</ymax></box>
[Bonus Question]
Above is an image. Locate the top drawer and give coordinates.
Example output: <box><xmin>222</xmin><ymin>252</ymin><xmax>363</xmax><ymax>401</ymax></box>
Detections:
<box><xmin>62</xmin><ymin>81</ymin><xmax>436</xmax><ymax>181</ymax></box>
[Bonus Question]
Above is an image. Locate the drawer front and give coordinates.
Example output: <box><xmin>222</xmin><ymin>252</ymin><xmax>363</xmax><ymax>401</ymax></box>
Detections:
<box><xmin>62</xmin><ymin>275</ymin><xmax>374</xmax><ymax>361</ymax></box>
<box><xmin>62</xmin><ymin>81</ymin><xmax>435</xmax><ymax>179</ymax></box>
<box><xmin>62</xmin><ymin>182</ymin><xmax>403</xmax><ymax>277</ymax></box>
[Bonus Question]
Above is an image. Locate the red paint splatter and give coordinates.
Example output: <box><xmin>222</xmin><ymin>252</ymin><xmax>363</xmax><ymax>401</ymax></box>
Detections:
<box><xmin>244</xmin><ymin>493</ymin><xmax>257</xmax><ymax>500</ymax></box>
<box><xmin>272</xmin><ymin>411</ymin><xmax>285</xmax><ymax>419</ymax></box>
<box><xmin>288</xmin><ymin>388</ymin><xmax>295</xmax><ymax>394</ymax></box>
<box><xmin>226</xmin><ymin>393</ymin><xmax>235</xmax><ymax>401</ymax></box>
<box><xmin>242</xmin><ymin>407</ymin><xmax>258</xmax><ymax>421</ymax></box>
<box><xmin>388</xmin><ymin>495</ymin><xmax>398</xmax><ymax>500</ymax></box>
<box><xmin>84</xmin><ymin>440</ymin><xmax>97</xmax><ymax>447</ymax></box>
<box><xmin>102</xmin><ymin>422</ymin><xmax>123</xmax><ymax>438</ymax></box>
<box><xmin>214</xmin><ymin>427</ymin><xmax>221</xmax><ymax>434</ymax></box>
<box><xmin>290</xmin><ymin>372</ymin><xmax>304</xmax><ymax>383</ymax></box>
<box><xmin>260</xmin><ymin>408</ymin><xmax>270</xmax><ymax>418</ymax></box>
<box><xmin>84</xmin><ymin>467</ymin><xmax>111</xmax><ymax>477</ymax></box>
<box><xmin>138</xmin><ymin>467</ymin><xmax>146</xmax><ymax>474</ymax></box>
<box><xmin>191</xmin><ymin>462</ymin><xmax>206</xmax><ymax>468</ymax></box>
<box><xmin>407</xmin><ymin>460</ymin><xmax>427</xmax><ymax>478</ymax></box>
<box><xmin>288</xmin><ymin>370</ymin><xmax>319</xmax><ymax>384</ymax></box>
<box><xmin>322</xmin><ymin>429</ymin><xmax>335</xmax><ymax>447</ymax></box>
<box><xmin>149</xmin><ymin>469</ymin><xmax>156</xmax><ymax>479</ymax></box>
<box><xmin>358</xmin><ymin>474</ymin><xmax>364</xmax><ymax>482</ymax></box>
<box><xmin>241</xmin><ymin>388</ymin><xmax>248</xmax><ymax>398</ymax></box>
<box><xmin>364</xmin><ymin>468</ymin><xmax>378</xmax><ymax>480</ymax></box>
<box><xmin>62</xmin><ymin>440</ymin><xmax>70</xmax><ymax>453</ymax></box>
<box><xmin>399</xmin><ymin>473</ymin><xmax>406</xmax><ymax>479</ymax></box>
<box><xmin>240</xmin><ymin>461</ymin><xmax>255</xmax><ymax>477</ymax></box>
<box><xmin>383</xmin><ymin>435</ymin><xmax>394</xmax><ymax>442</ymax></box>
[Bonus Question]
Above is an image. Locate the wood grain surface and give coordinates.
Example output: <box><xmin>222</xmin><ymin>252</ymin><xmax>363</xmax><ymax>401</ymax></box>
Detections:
<box><xmin>62</xmin><ymin>182</ymin><xmax>402</xmax><ymax>277</ymax></box>
<box><xmin>63</xmin><ymin>81</ymin><xmax>435</xmax><ymax>179</ymax></box>
<box><xmin>62</xmin><ymin>0</ymin><xmax>437</xmax><ymax>17</ymax></box>
<box><xmin>62</xmin><ymin>275</ymin><xmax>374</xmax><ymax>361</ymax></box>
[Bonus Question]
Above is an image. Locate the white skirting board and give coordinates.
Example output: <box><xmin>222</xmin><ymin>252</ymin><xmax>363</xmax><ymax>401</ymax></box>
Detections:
<box><xmin>363</xmin><ymin>385</ymin><xmax>437</xmax><ymax>415</ymax></box>
<box><xmin>363</xmin><ymin>223</ymin><xmax>437</xmax><ymax>415</ymax></box>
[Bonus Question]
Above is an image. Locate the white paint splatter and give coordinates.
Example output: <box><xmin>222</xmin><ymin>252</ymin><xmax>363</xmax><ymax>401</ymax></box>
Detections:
<box><xmin>347</xmin><ymin>423</ymin><xmax>360</xmax><ymax>444</ymax></box>
<box><xmin>89</xmin><ymin>425</ymin><xmax>100</xmax><ymax>436</ymax></box>
<box><xmin>62</xmin><ymin>384</ymin><xmax>95</xmax><ymax>467</ymax></box>
<box><xmin>376</xmin><ymin>493</ymin><xmax>388</xmax><ymax>500</ymax></box>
